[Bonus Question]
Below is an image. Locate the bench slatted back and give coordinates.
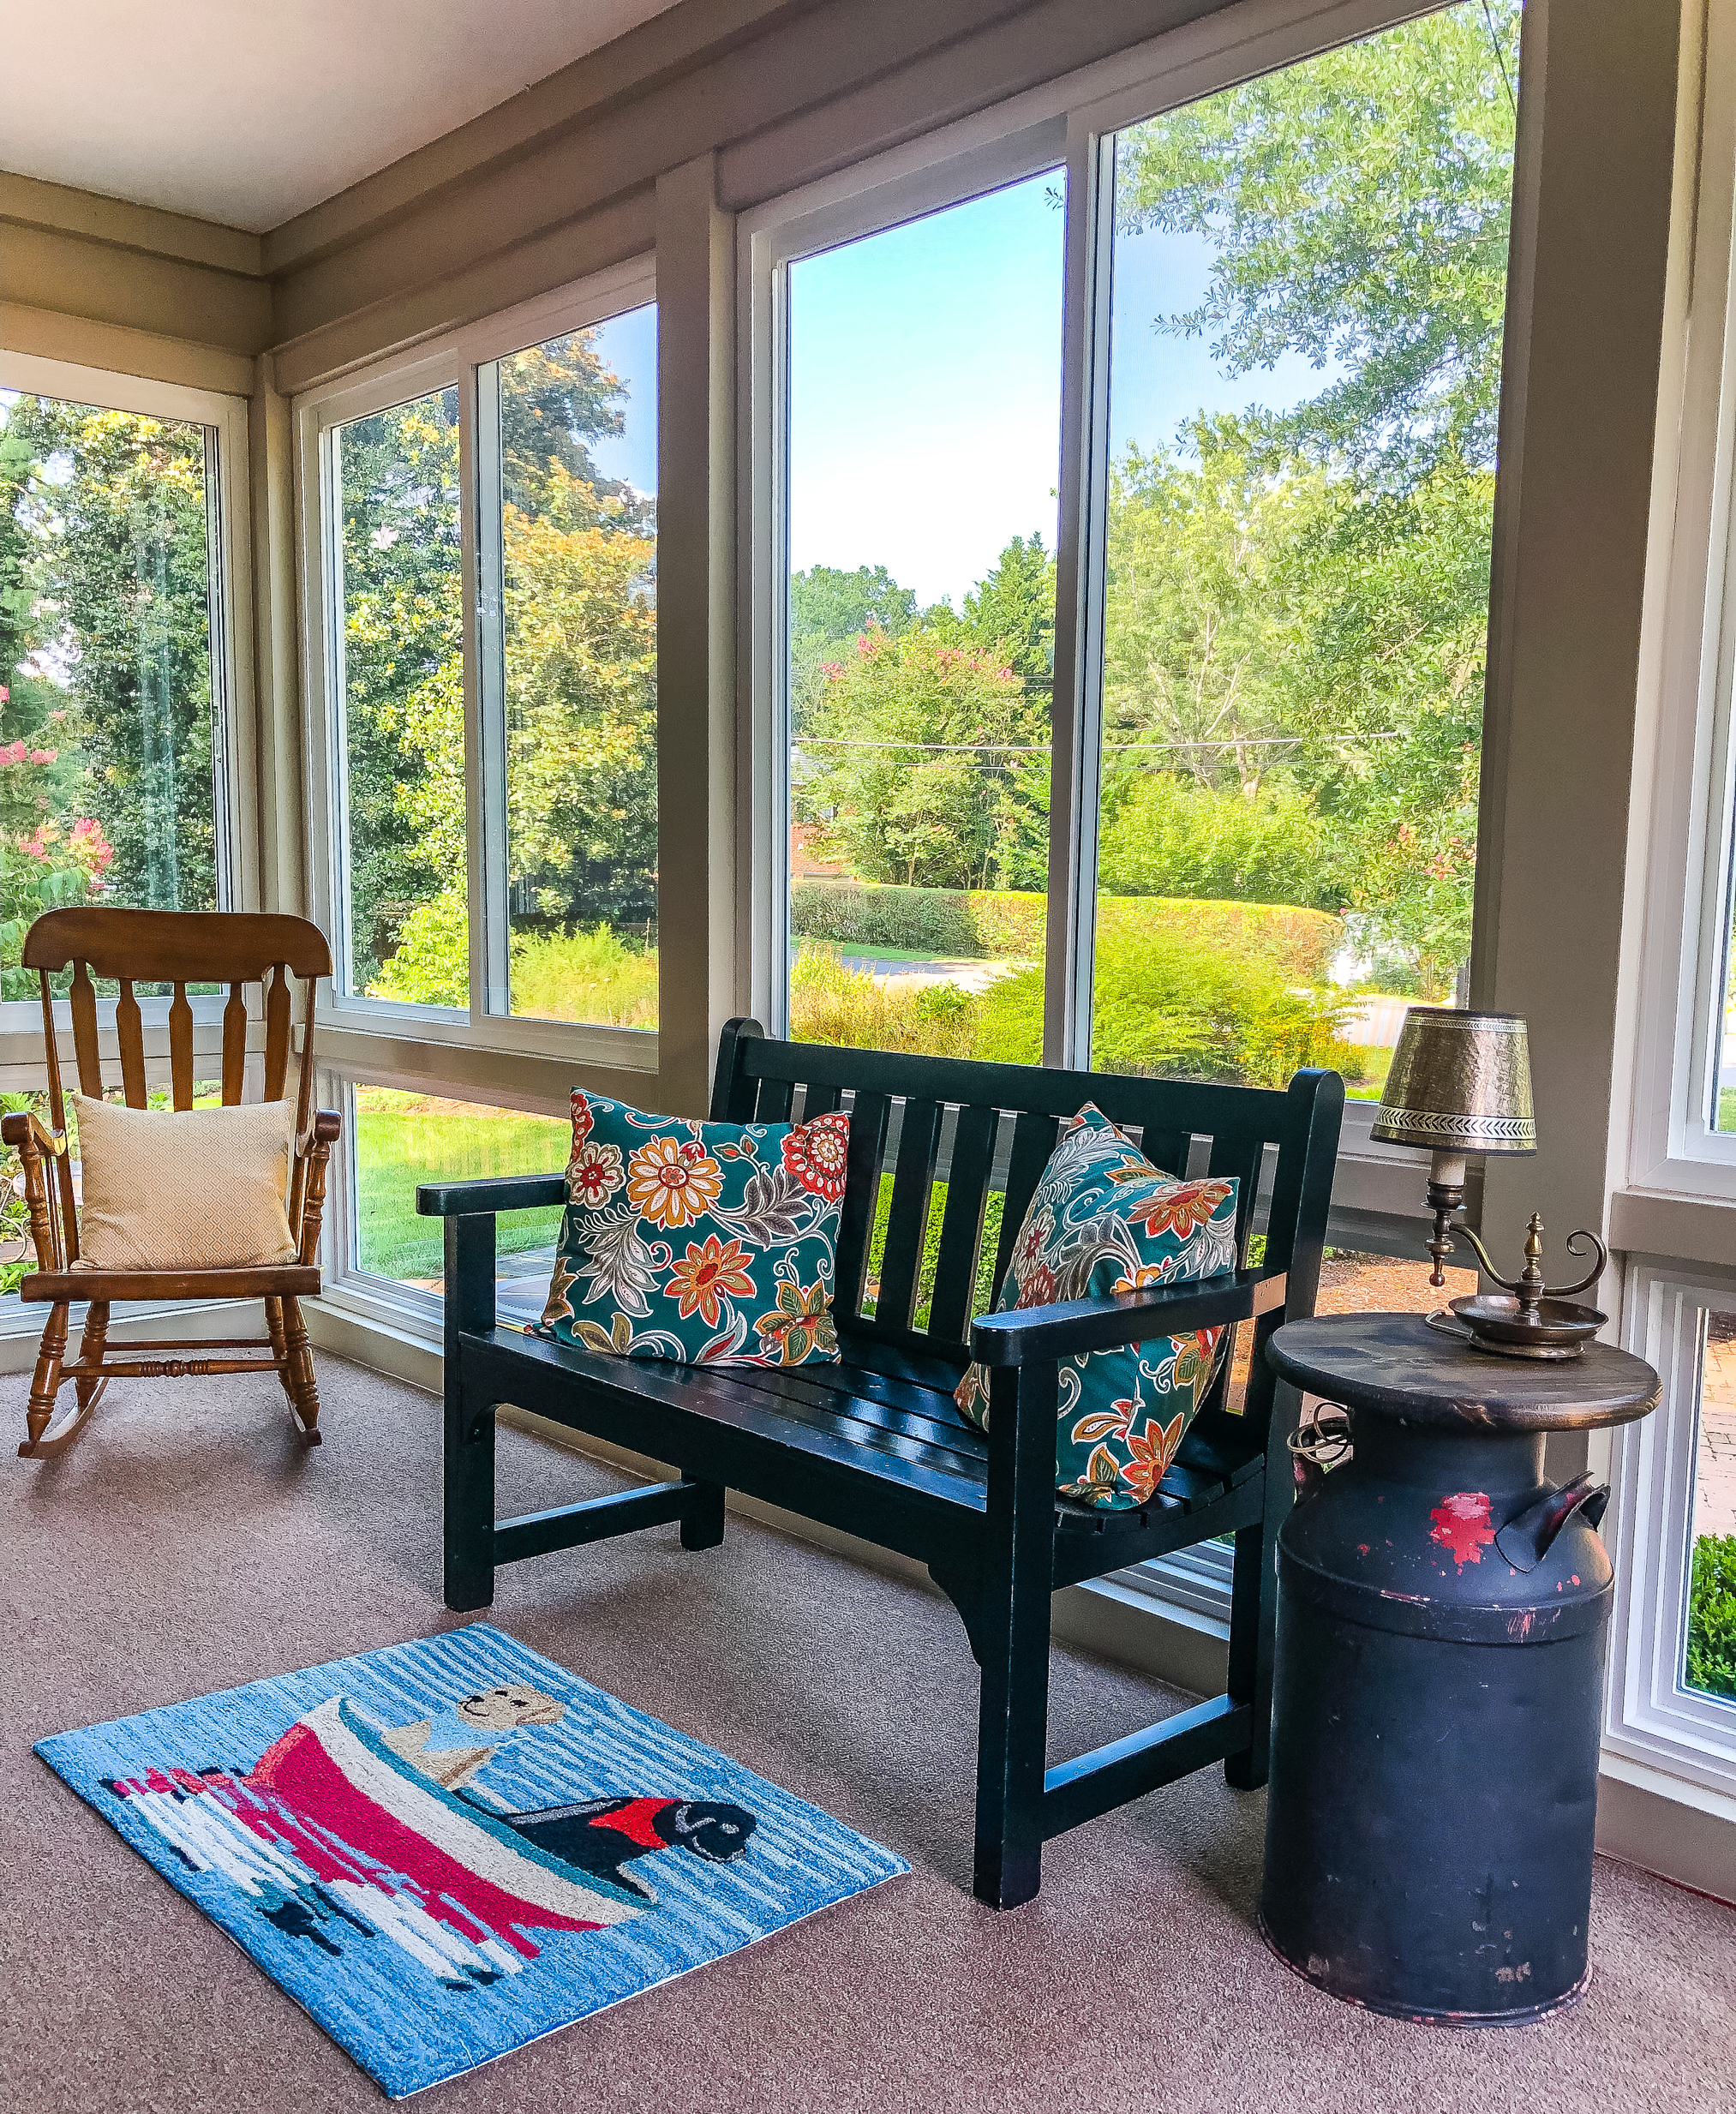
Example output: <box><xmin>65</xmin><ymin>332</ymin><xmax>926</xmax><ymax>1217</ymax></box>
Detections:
<box><xmin>712</xmin><ymin>1021</ymin><xmax>1343</xmax><ymax>1431</ymax></box>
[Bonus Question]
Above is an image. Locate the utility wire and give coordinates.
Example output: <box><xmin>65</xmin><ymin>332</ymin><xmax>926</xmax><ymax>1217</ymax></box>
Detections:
<box><xmin>794</xmin><ymin>733</ymin><xmax>1403</xmax><ymax>755</ymax></box>
<box><xmin>1480</xmin><ymin>0</ymin><xmax>1518</xmax><ymax>117</ymax></box>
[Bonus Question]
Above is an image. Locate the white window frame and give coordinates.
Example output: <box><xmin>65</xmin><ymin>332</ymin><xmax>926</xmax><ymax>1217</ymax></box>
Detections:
<box><xmin>1607</xmin><ymin>1260</ymin><xmax>1736</xmax><ymax>1796</ymax></box>
<box><xmin>738</xmin><ymin>0</ymin><xmax>1433</xmax><ymax>1054</ymax></box>
<box><xmin>1626</xmin><ymin>0</ymin><xmax>1736</xmax><ymax>1203</ymax></box>
<box><xmin>295</xmin><ymin>257</ymin><xmax>659</xmax><ymax>1080</ymax></box>
<box><xmin>0</xmin><ymin>350</ymin><xmax>257</xmax><ymax>942</ymax></box>
<box><xmin>739</xmin><ymin>0</ymin><xmax>1503</xmax><ymax>1627</ymax></box>
<box><xmin>0</xmin><ymin>352</ymin><xmax>256</xmax><ymax>1336</ymax></box>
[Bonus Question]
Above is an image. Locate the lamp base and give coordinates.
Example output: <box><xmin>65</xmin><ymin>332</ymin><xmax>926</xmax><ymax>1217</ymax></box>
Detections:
<box><xmin>1425</xmin><ymin>1151</ymin><xmax>1468</xmax><ymax>1288</ymax></box>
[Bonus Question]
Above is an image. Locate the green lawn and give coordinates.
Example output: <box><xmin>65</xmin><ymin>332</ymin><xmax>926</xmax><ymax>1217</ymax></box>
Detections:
<box><xmin>354</xmin><ymin>1091</ymin><xmax>568</xmax><ymax>1285</ymax></box>
<box><xmin>1721</xmin><ymin>1087</ymin><xmax>1736</xmax><ymax>1134</ymax></box>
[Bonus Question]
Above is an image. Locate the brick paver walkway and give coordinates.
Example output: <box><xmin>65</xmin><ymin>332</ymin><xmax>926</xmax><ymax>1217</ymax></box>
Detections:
<box><xmin>1698</xmin><ymin>1323</ymin><xmax>1736</xmax><ymax>1542</ymax></box>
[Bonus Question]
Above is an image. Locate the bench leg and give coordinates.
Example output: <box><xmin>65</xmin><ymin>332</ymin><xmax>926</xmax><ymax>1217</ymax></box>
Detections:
<box><xmin>446</xmin><ymin>1380</ymin><xmax>496</xmax><ymax>1613</ymax></box>
<box><xmin>1224</xmin><ymin>1389</ymin><xmax>1295</xmax><ymax>1791</ymax></box>
<box><xmin>679</xmin><ymin>1475</ymin><xmax>726</xmax><ymax>1551</ymax></box>
<box><xmin>973</xmin><ymin>1362</ymin><xmax>1056</xmax><ymax>1910</ymax></box>
<box><xmin>973</xmin><ymin>1548</ymin><xmax>1051</xmax><ymax>1909</ymax></box>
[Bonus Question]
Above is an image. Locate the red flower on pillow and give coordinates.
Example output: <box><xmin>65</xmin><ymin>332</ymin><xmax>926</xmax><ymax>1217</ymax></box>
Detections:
<box><xmin>665</xmin><ymin>1235</ymin><xmax>757</xmax><ymax>1325</ymax></box>
<box><xmin>1119</xmin><ymin>1410</ymin><xmax>1188</xmax><ymax>1505</ymax></box>
<box><xmin>569</xmin><ymin>1092</ymin><xmax>596</xmax><ymax>1154</ymax></box>
<box><xmin>1015</xmin><ymin>1261</ymin><xmax>1057</xmax><ymax>1311</ymax></box>
<box><xmin>781</xmin><ymin>1113</ymin><xmax>849</xmax><ymax>1201</ymax></box>
<box><xmin>1128</xmin><ymin>1178</ymin><xmax>1234</xmax><ymax>1241</ymax></box>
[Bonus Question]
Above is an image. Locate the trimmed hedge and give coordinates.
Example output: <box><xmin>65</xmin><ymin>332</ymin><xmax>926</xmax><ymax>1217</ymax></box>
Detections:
<box><xmin>1688</xmin><ymin>1534</ymin><xmax>1736</xmax><ymax>1698</ymax></box>
<box><xmin>792</xmin><ymin>879</ymin><xmax>1340</xmax><ymax>979</ymax></box>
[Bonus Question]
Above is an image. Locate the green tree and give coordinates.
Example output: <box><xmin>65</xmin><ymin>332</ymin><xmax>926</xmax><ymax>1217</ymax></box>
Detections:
<box><xmin>3</xmin><ymin>397</ymin><xmax>213</xmax><ymax>912</ymax></box>
<box><xmin>1116</xmin><ymin>0</ymin><xmax>1521</xmax><ymax>486</ymax></box>
<box><xmin>796</xmin><ymin>627</ymin><xmax>1045</xmax><ymax>891</ymax></box>
<box><xmin>949</xmin><ymin>534</ymin><xmax>1057</xmax><ymax>706</ymax></box>
<box><xmin>790</xmin><ymin>564</ymin><xmax>918</xmax><ymax>645</ymax></box>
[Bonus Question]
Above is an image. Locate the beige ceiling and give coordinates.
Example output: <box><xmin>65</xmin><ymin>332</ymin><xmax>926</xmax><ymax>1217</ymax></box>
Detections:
<box><xmin>0</xmin><ymin>0</ymin><xmax>685</xmax><ymax>234</ymax></box>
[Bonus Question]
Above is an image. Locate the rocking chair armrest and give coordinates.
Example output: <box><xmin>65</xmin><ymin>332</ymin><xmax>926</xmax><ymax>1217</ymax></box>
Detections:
<box><xmin>0</xmin><ymin>1111</ymin><xmax>67</xmax><ymax>1159</ymax></box>
<box><xmin>968</xmin><ymin>1265</ymin><xmax>1288</xmax><ymax>1368</ymax></box>
<box><xmin>296</xmin><ymin>1110</ymin><xmax>343</xmax><ymax>1157</ymax></box>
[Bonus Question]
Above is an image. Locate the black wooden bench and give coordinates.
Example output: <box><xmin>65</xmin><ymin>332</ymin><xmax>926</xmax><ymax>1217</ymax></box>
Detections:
<box><xmin>418</xmin><ymin>1021</ymin><xmax>1343</xmax><ymax>1907</ymax></box>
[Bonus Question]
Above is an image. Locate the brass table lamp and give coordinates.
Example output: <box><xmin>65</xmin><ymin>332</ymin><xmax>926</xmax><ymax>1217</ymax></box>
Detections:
<box><xmin>1370</xmin><ymin>1007</ymin><xmax>1608</xmax><ymax>1358</ymax></box>
<box><xmin>1370</xmin><ymin>1008</ymin><xmax>1536</xmax><ymax>1286</ymax></box>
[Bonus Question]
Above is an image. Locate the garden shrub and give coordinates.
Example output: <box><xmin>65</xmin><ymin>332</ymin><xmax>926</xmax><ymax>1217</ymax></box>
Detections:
<box><xmin>1687</xmin><ymin>1534</ymin><xmax>1736</xmax><ymax>1698</ymax></box>
<box><xmin>792</xmin><ymin>878</ymin><xmax>1341</xmax><ymax>981</ymax></box>
<box><xmin>862</xmin><ymin>1172</ymin><xmax>1006</xmax><ymax>1331</ymax></box>
<box><xmin>791</xmin><ymin>880</ymin><xmax>985</xmax><ymax>957</ymax></box>
<box><xmin>787</xmin><ymin>945</ymin><xmax>978</xmax><ymax>1056</ymax></box>
<box><xmin>509</xmin><ymin>925</ymin><xmax>657</xmax><ymax>1027</ymax></box>
<box><xmin>372</xmin><ymin>901</ymin><xmax>658</xmax><ymax>1027</ymax></box>
<box><xmin>1098</xmin><ymin>772</ymin><xmax>1341</xmax><ymax>910</ymax></box>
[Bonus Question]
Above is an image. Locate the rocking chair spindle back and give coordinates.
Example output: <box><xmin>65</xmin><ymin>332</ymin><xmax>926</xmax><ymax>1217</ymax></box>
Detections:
<box><xmin>8</xmin><ymin>909</ymin><xmax>343</xmax><ymax>1460</ymax></box>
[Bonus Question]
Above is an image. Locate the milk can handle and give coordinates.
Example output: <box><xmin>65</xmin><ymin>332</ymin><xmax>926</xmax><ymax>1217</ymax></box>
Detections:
<box><xmin>1494</xmin><ymin>1471</ymin><xmax>1611</xmax><ymax>1571</ymax></box>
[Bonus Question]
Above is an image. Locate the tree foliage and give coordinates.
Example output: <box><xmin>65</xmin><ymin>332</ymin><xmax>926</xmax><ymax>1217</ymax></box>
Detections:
<box><xmin>1116</xmin><ymin>0</ymin><xmax>1520</xmax><ymax>485</ymax></box>
<box><xmin>1</xmin><ymin>398</ymin><xmax>214</xmax><ymax>913</ymax></box>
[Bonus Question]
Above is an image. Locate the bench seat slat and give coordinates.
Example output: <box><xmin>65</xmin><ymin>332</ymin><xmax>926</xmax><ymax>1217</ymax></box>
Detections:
<box><xmin>721</xmin><ymin>1361</ymin><xmax>987</xmax><ymax>1467</ymax></box>
<box><xmin>467</xmin><ymin>1329</ymin><xmax>988</xmax><ymax>1516</ymax></box>
<box><xmin>834</xmin><ymin>1328</ymin><xmax>967</xmax><ymax>1392</ymax></box>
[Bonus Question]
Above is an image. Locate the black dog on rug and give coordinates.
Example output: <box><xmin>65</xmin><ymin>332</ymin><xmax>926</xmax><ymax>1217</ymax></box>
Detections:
<box><xmin>499</xmin><ymin>1794</ymin><xmax>757</xmax><ymax>1898</ymax></box>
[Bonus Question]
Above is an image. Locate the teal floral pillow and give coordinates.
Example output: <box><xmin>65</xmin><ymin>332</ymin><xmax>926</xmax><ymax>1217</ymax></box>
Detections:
<box><xmin>536</xmin><ymin>1092</ymin><xmax>849</xmax><ymax>1366</ymax></box>
<box><xmin>955</xmin><ymin>1104</ymin><xmax>1238</xmax><ymax>1510</ymax></box>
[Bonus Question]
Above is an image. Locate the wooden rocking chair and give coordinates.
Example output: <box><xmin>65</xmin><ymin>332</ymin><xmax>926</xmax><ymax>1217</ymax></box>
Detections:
<box><xmin>8</xmin><ymin>908</ymin><xmax>341</xmax><ymax>1459</ymax></box>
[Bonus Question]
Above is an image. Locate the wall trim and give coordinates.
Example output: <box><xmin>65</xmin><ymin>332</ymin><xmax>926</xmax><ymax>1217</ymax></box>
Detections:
<box><xmin>0</xmin><ymin>301</ymin><xmax>256</xmax><ymax>397</ymax></box>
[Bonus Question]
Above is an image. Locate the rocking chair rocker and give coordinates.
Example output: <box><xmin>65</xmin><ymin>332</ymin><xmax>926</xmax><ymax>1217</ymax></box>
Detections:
<box><xmin>9</xmin><ymin>908</ymin><xmax>341</xmax><ymax>1459</ymax></box>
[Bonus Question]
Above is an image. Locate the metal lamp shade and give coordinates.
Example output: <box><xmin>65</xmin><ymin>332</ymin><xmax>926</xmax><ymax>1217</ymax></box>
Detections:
<box><xmin>1371</xmin><ymin>1008</ymin><xmax>1536</xmax><ymax>1155</ymax></box>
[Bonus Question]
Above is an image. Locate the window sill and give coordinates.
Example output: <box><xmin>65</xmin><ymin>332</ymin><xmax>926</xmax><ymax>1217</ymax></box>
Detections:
<box><xmin>1609</xmin><ymin>1186</ymin><xmax>1736</xmax><ymax>1272</ymax></box>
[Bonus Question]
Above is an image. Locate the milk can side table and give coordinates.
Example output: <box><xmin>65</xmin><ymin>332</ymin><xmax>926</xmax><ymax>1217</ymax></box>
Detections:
<box><xmin>1259</xmin><ymin>1312</ymin><xmax>1660</xmax><ymax>2026</ymax></box>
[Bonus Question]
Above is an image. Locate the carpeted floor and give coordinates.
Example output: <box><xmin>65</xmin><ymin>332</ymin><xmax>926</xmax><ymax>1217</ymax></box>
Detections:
<box><xmin>3</xmin><ymin>1356</ymin><xmax>1731</xmax><ymax>2114</ymax></box>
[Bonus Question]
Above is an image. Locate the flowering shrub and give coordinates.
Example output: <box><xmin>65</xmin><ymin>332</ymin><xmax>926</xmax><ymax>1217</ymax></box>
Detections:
<box><xmin>0</xmin><ymin>745</ymin><xmax>114</xmax><ymax>998</ymax></box>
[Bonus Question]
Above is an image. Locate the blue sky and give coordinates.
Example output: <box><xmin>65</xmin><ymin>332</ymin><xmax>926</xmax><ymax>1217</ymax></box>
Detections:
<box><xmin>785</xmin><ymin>168</ymin><xmax>1331</xmax><ymax>608</ymax></box>
<box><xmin>584</xmin><ymin>302</ymin><xmax>658</xmax><ymax>496</ymax></box>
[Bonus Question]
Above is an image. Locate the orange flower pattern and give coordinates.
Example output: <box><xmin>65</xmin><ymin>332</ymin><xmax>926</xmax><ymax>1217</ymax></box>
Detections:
<box><xmin>666</xmin><ymin>1235</ymin><xmax>757</xmax><ymax>1326</ymax></box>
<box><xmin>954</xmin><ymin>1103</ymin><xmax>1237</xmax><ymax>1512</ymax></box>
<box><xmin>536</xmin><ymin>1092</ymin><xmax>847</xmax><ymax>1368</ymax></box>
<box><xmin>626</xmin><ymin>1136</ymin><xmax>723</xmax><ymax>1229</ymax></box>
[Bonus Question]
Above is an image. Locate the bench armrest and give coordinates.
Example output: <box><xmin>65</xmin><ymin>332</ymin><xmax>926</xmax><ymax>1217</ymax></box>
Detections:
<box><xmin>417</xmin><ymin>1172</ymin><xmax>566</xmax><ymax>1218</ymax></box>
<box><xmin>968</xmin><ymin>1265</ymin><xmax>1287</xmax><ymax>1368</ymax></box>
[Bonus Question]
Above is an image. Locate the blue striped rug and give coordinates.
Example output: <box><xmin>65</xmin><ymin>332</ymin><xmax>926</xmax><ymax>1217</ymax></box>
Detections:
<box><xmin>37</xmin><ymin>1625</ymin><xmax>907</xmax><ymax>2098</ymax></box>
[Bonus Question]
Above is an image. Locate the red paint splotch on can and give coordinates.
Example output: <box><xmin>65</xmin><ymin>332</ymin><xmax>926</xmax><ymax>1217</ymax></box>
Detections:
<box><xmin>1429</xmin><ymin>1490</ymin><xmax>1495</xmax><ymax>1567</ymax></box>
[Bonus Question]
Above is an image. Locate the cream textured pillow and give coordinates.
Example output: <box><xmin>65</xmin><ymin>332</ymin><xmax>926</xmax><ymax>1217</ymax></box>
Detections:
<box><xmin>72</xmin><ymin>1093</ymin><xmax>299</xmax><ymax>1273</ymax></box>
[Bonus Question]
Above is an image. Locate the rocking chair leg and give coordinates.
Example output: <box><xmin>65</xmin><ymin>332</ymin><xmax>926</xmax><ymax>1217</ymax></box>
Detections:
<box><xmin>20</xmin><ymin>1301</ymin><xmax>71</xmax><ymax>1457</ymax></box>
<box><xmin>264</xmin><ymin>1297</ymin><xmax>296</xmax><ymax>1404</ymax></box>
<box><xmin>279</xmin><ymin>1294</ymin><xmax>322</xmax><ymax>1446</ymax></box>
<box><xmin>75</xmin><ymin>1301</ymin><xmax>111</xmax><ymax>1412</ymax></box>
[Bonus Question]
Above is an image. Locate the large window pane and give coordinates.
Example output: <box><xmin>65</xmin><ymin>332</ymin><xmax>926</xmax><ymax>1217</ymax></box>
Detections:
<box><xmin>332</xmin><ymin>386</ymin><xmax>464</xmax><ymax>1003</ymax></box>
<box><xmin>1716</xmin><ymin>878</ymin><xmax>1735</xmax><ymax>1133</ymax></box>
<box><xmin>1088</xmin><ymin>2</ymin><xmax>1521</xmax><ymax>1090</ymax></box>
<box><xmin>1687</xmin><ymin>1312</ymin><xmax>1736</xmax><ymax>1703</ymax></box>
<box><xmin>0</xmin><ymin>390</ymin><xmax>218</xmax><ymax>946</ymax></box>
<box><xmin>350</xmin><ymin>1086</ymin><xmax>567</xmax><ymax>1325</ymax></box>
<box><xmin>783</xmin><ymin>173</ymin><xmax>1065</xmax><ymax>1055</ymax></box>
<box><xmin>486</xmin><ymin>307</ymin><xmax>659</xmax><ymax>1027</ymax></box>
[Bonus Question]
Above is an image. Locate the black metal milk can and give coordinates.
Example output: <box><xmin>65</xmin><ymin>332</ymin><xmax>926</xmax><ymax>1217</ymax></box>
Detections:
<box><xmin>1259</xmin><ymin>1314</ymin><xmax>1660</xmax><ymax>2025</ymax></box>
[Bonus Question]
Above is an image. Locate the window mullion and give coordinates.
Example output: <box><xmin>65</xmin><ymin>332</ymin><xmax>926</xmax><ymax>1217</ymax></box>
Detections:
<box><xmin>471</xmin><ymin>362</ymin><xmax>510</xmax><ymax>1019</ymax></box>
<box><xmin>1046</xmin><ymin>118</ymin><xmax>1113</xmax><ymax>1072</ymax></box>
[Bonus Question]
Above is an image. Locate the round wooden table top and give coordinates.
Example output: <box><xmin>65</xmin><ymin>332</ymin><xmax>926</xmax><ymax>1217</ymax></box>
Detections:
<box><xmin>1266</xmin><ymin>1311</ymin><xmax>1661</xmax><ymax>1433</ymax></box>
